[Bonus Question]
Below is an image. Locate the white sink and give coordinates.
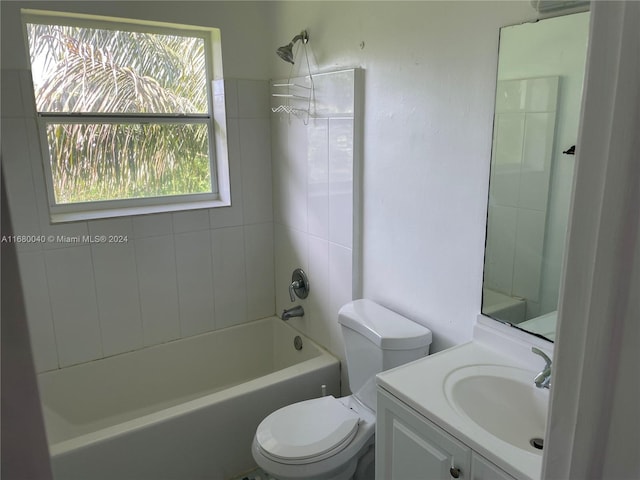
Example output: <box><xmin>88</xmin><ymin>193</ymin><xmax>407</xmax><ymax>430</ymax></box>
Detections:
<box><xmin>444</xmin><ymin>364</ymin><xmax>549</xmax><ymax>454</ymax></box>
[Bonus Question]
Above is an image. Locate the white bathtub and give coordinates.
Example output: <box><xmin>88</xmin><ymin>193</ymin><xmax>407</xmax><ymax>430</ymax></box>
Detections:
<box><xmin>482</xmin><ymin>287</ymin><xmax>526</xmax><ymax>324</ymax></box>
<box><xmin>37</xmin><ymin>317</ymin><xmax>340</xmax><ymax>480</ymax></box>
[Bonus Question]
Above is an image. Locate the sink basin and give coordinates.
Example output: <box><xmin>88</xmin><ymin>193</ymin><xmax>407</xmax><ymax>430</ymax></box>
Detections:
<box><xmin>444</xmin><ymin>365</ymin><xmax>549</xmax><ymax>454</ymax></box>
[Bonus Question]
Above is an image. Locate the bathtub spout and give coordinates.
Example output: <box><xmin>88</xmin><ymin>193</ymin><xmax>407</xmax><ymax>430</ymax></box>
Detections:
<box><xmin>281</xmin><ymin>305</ymin><xmax>304</xmax><ymax>321</ymax></box>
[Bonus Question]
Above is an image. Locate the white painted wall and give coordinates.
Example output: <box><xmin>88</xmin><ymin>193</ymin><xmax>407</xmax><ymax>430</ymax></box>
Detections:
<box><xmin>268</xmin><ymin>1</ymin><xmax>537</xmax><ymax>351</ymax></box>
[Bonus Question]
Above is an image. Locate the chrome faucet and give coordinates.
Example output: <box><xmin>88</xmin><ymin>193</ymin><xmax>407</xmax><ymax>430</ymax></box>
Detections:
<box><xmin>281</xmin><ymin>305</ymin><xmax>304</xmax><ymax>321</ymax></box>
<box><xmin>531</xmin><ymin>347</ymin><xmax>552</xmax><ymax>389</ymax></box>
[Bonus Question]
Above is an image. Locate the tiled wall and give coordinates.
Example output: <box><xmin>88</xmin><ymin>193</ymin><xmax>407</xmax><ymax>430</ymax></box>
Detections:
<box><xmin>2</xmin><ymin>71</ymin><xmax>275</xmax><ymax>372</ymax></box>
<box><xmin>270</xmin><ymin>70</ymin><xmax>361</xmax><ymax>390</ymax></box>
<box><xmin>484</xmin><ymin>77</ymin><xmax>558</xmax><ymax>320</ymax></box>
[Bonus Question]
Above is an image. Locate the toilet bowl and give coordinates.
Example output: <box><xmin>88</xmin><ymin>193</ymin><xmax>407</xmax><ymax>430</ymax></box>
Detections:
<box><xmin>251</xmin><ymin>299</ymin><xmax>432</xmax><ymax>480</ymax></box>
<box><xmin>252</xmin><ymin>395</ymin><xmax>375</xmax><ymax>480</ymax></box>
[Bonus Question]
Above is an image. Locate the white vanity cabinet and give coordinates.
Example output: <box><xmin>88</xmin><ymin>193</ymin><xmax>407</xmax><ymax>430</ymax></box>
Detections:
<box><xmin>471</xmin><ymin>454</ymin><xmax>516</xmax><ymax>480</ymax></box>
<box><xmin>377</xmin><ymin>388</ymin><xmax>516</xmax><ymax>480</ymax></box>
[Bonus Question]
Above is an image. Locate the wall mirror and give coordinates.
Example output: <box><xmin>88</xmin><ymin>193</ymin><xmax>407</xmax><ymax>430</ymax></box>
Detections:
<box><xmin>482</xmin><ymin>11</ymin><xmax>590</xmax><ymax>342</ymax></box>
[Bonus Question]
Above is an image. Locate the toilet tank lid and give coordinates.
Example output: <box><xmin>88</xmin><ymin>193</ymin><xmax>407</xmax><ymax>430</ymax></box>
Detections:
<box><xmin>338</xmin><ymin>300</ymin><xmax>432</xmax><ymax>350</ymax></box>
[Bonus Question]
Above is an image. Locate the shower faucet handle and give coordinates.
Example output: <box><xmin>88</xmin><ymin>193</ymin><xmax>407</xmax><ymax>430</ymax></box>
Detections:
<box><xmin>289</xmin><ymin>268</ymin><xmax>309</xmax><ymax>302</ymax></box>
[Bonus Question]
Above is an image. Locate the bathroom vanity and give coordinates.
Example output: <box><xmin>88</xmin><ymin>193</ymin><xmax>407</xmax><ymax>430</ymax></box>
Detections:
<box><xmin>377</xmin><ymin>389</ymin><xmax>515</xmax><ymax>480</ymax></box>
<box><xmin>375</xmin><ymin>322</ymin><xmax>550</xmax><ymax>480</ymax></box>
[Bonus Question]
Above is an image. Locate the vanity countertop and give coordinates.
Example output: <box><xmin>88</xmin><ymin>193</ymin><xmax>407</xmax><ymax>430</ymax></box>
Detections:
<box><xmin>376</xmin><ymin>341</ymin><xmax>548</xmax><ymax>480</ymax></box>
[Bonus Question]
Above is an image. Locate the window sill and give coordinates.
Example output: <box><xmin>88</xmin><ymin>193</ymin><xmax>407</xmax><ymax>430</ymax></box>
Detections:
<box><xmin>50</xmin><ymin>198</ymin><xmax>231</xmax><ymax>224</ymax></box>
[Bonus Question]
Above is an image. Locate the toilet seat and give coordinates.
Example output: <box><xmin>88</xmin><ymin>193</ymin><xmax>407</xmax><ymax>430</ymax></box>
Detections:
<box><xmin>255</xmin><ymin>396</ymin><xmax>361</xmax><ymax>465</ymax></box>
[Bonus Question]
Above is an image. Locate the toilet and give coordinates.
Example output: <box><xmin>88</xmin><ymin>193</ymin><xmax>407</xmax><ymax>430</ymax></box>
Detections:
<box><xmin>251</xmin><ymin>299</ymin><xmax>432</xmax><ymax>480</ymax></box>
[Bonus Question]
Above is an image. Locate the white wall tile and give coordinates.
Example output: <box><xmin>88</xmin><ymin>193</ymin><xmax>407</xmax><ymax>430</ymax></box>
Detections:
<box><xmin>135</xmin><ymin>235</ymin><xmax>180</xmax><ymax>345</ymax></box>
<box><xmin>271</xmin><ymin>115</ymin><xmax>289</xmax><ymax>226</ymax></box>
<box><xmin>133</xmin><ymin>213</ymin><xmax>173</xmax><ymax>238</ymax></box>
<box><xmin>45</xmin><ymin>246</ymin><xmax>102</xmax><ymax>367</ymax></box>
<box><xmin>526</xmin><ymin>76</ymin><xmax>559</xmax><ymax>112</ymax></box>
<box><xmin>274</xmin><ymin>224</ymin><xmax>309</xmax><ymax>314</ymax></box>
<box><xmin>239</xmin><ymin>118</ymin><xmax>273</xmax><ymax>225</ymax></box>
<box><xmin>491</xmin><ymin>113</ymin><xmax>525</xmax><ymax>208</ymax></box>
<box><xmin>512</xmin><ymin>209</ymin><xmax>546</xmax><ymax>302</ymax></box>
<box><xmin>484</xmin><ymin>205</ymin><xmax>517</xmax><ymax>294</ymax></box>
<box><xmin>522</xmin><ymin>112</ymin><xmax>555</xmax><ymax>172</ymax></box>
<box><xmin>280</xmin><ymin>118</ymin><xmax>309</xmax><ymax>231</ymax></box>
<box><xmin>88</xmin><ymin>217</ymin><xmax>133</xmax><ymax>237</ymax></box>
<box><xmin>172</xmin><ymin>209</ymin><xmax>210</xmax><ymax>234</ymax></box>
<box><xmin>244</xmin><ymin>223</ymin><xmax>275</xmax><ymax>320</ymax></box>
<box><xmin>210</xmin><ymin>118</ymin><xmax>244</xmax><ymax>228</ymax></box>
<box><xmin>329</xmin><ymin>242</ymin><xmax>353</xmax><ymax>324</ymax></box>
<box><xmin>175</xmin><ymin>230</ymin><xmax>215</xmax><ymax>336</ymax></box>
<box><xmin>313</xmin><ymin>70</ymin><xmax>355</xmax><ymax>117</ymax></box>
<box><xmin>3</xmin><ymin>73</ymin><xmax>276</xmax><ymax>370</ymax></box>
<box><xmin>329</xmin><ymin>119</ymin><xmax>354</xmax><ymax>248</ymax></box>
<box><xmin>488</xmin><ymin>77</ymin><xmax>558</xmax><ymax>308</ymax></box>
<box><xmin>519</xmin><ymin>112</ymin><xmax>555</xmax><ymax>211</ymax></box>
<box><xmin>271</xmin><ymin>70</ymin><xmax>357</xmax><ymax>379</ymax></box>
<box><xmin>1</xmin><ymin>118</ymin><xmax>42</xmax><ymax>251</ymax></box>
<box><xmin>222</xmin><ymin>78</ymin><xmax>239</xmax><ymax>119</ymax></box>
<box><xmin>16</xmin><ymin>251</ymin><xmax>58</xmax><ymax>372</ymax></box>
<box><xmin>328</xmin><ymin>241</ymin><xmax>353</xmax><ymax>391</ymax></box>
<box><xmin>495</xmin><ymin>113</ymin><xmax>525</xmax><ymax>168</ymax></box>
<box><xmin>495</xmin><ymin>79</ymin><xmax>526</xmax><ymax>114</ymax></box>
<box><xmin>91</xmin><ymin>242</ymin><xmax>143</xmax><ymax>356</ymax></box>
<box><xmin>211</xmin><ymin>226</ymin><xmax>248</xmax><ymax>328</ymax></box>
<box><xmin>237</xmin><ymin>79</ymin><xmax>269</xmax><ymax>118</ymax></box>
<box><xmin>305</xmin><ymin>235</ymin><xmax>332</xmax><ymax>348</ymax></box>
<box><xmin>307</xmin><ymin>119</ymin><xmax>330</xmax><ymax>240</ymax></box>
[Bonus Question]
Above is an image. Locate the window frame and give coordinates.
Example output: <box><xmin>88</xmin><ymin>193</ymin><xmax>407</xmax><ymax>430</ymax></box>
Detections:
<box><xmin>22</xmin><ymin>10</ymin><xmax>231</xmax><ymax>223</ymax></box>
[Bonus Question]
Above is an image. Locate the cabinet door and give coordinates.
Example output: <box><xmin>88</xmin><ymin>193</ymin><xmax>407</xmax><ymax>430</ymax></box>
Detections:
<box><xmin>377</xmin><ymin>389</ymin><xmax>471</xmax><ymax>480</ymax></box>
<box><xmin>471</xmin><ymin>453</ymin><xmax>516</xmax><ymax>480</ymax></box>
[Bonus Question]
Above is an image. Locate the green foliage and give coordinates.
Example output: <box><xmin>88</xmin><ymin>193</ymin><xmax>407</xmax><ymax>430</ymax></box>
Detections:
<box><xmin>47</xmin><ymin>123</ymin><xmax>211</xmax><ymax>204</ymax></box>
<box><xmin>27</xmin><ymin>22</ymin><xmax>212</xmax><ymax>203</ymax></box>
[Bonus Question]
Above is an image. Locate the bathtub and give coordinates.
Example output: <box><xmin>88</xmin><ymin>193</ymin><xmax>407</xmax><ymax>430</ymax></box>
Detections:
<box><xmin>482</xmin><ymin>287</ymin><xmax>526</xmax><ymax>324</ymax></box>
<box><xmin>37</xmin><ymin>317</ymin><xmax>340</xmax><ymax>480</ymax></box>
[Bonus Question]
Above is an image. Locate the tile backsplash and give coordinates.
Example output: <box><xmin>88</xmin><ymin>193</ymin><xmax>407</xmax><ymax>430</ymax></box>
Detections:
<box><xmin>2</xmin><ymin>71</ymin><xmax>275</xmax><ymax>371</ymax></box>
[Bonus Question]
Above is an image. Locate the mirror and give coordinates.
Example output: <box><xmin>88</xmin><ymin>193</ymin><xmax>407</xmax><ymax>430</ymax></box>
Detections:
<box><xmin>482</xmin><ymin>12</ymin><xmax>590</xmax><ymax>342</ymax></box>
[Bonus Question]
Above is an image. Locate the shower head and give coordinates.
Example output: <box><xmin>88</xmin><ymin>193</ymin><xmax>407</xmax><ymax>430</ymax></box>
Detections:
<box><xmin>276</xmin><ymin>30</ymin><xmax>309</xmax><ymax>65</ymax></box>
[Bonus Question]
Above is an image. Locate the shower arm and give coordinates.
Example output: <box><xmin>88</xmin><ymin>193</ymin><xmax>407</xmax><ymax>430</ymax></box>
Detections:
<box><xmin>291</xmin><ymin>32</ymin><xmax>309</xmax><ymax>45</ymax></box>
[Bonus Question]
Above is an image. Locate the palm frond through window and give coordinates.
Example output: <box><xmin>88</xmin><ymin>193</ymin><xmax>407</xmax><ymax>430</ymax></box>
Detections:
<box><xmin>26</xmin><ymin>18</ymin><xmax>215</xmax><ymax>205</ymax></box>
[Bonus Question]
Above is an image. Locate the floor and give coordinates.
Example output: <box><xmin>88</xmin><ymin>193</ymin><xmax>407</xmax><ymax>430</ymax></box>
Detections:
<box><xmin>231</xmin><ymin>467</ymin><xmax>277</xmax><ymax>480</ymax></box>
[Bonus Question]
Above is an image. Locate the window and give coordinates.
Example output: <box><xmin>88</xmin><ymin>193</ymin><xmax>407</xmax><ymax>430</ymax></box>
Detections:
<box><xmin>23</xmin><ymin>10</ymin><xmax>230</xmax><ymax>222</ymax></box>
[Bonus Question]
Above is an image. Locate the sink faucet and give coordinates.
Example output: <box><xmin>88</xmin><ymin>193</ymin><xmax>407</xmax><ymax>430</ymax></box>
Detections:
<box><xmin>531</xmin><ymin>347</ymin><xmax>552</xmax><ymax>389</ymax></box>
<box><xmin>281</xmin><ymin>305</ymin><xmax>304</xmax><ymax>321</ymax></box>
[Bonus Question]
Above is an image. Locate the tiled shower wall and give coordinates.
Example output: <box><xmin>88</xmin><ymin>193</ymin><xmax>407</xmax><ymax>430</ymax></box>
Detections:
<box><xmin>270</xmin><ymin>70</ymin><xmax>361</xmax><ymax>388</ymax></box>
<box><xmin>484</xmin><ymin>77</ymin><xmax>558</xmax><ymax>320</ymax></box>
<box><xmin>2</xmin><ymin>71</ymin><xmax>275</xmax><ymax>372</ymax></box>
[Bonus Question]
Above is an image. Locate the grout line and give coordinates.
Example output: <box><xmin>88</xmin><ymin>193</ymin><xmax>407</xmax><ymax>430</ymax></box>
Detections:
<box><xmin>87</xmin><ymin>243</ymin><xmax>105</xmax><ymax>359</ymax></box>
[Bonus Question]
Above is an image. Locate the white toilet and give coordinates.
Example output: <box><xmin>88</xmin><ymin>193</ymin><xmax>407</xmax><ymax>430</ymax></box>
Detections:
<box><xmin>251</xmin><ymin>299</ymin><xmax>433</xmax><ymax>480</ymax></box>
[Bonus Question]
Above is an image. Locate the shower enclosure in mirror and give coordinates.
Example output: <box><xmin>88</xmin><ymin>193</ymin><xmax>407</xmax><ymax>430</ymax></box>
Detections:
<box><xmin>482</xmin><ymin>11</ymin><xmax>590</xmax><ymax>342</ymax></box>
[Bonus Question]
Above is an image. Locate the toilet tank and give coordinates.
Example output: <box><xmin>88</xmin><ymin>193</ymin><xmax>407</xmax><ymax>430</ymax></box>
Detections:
<box><xmin>338</xmin><ymin>300</ymin><xmax>432</xmax><ymax>411</ymax></box>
